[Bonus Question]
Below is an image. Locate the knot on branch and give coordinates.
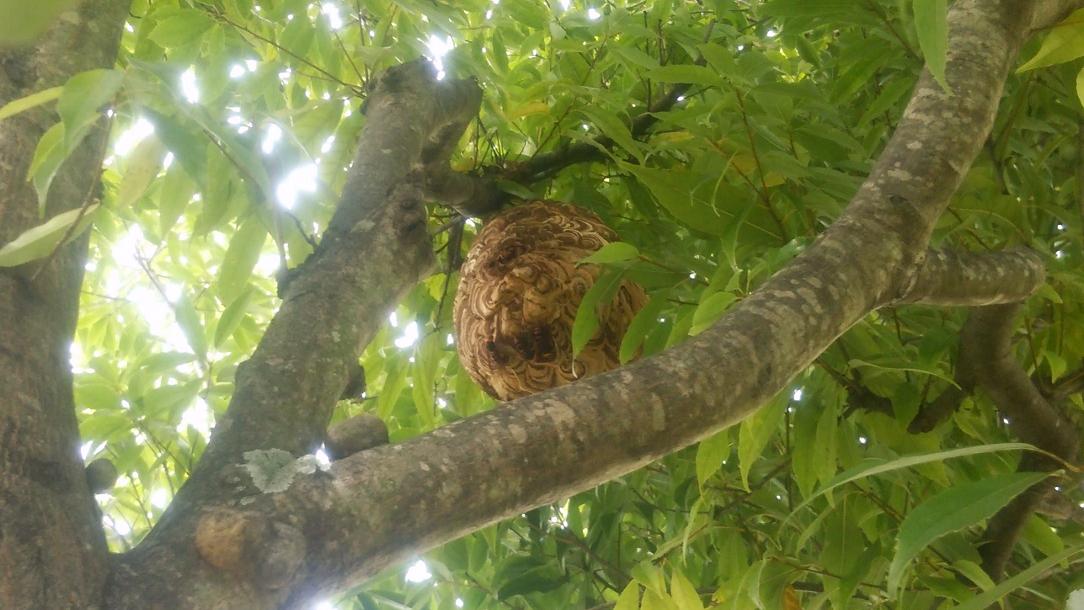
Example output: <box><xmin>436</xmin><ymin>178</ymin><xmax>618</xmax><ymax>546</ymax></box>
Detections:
<box><xmin>194</xmin><ymin>507</ymin><xmax>306</xmax><ymax>590</ymax></box>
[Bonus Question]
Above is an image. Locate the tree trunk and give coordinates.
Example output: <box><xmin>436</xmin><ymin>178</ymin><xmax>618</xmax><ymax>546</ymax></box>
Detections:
<box><xmin>0</xmin><ymin>1</ymin><xmax>131</xmax><ymax>607</ymax></box>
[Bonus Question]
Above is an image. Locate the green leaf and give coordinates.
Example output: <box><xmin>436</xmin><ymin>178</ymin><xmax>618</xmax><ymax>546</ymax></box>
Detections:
<box><xmin>1077</xmin><ymin>66</ymin><xmax>1084</xmax><ymax>108</ymax></box>
<box><xmin>641</xmin><ymin>590</ymin><xmax>679</xmax><ymax>610</ymax></box>
<box><xmin>690</xmin><ymin>291</ymin><xmax>735</xmax><ymax>336</ymax></box>
<box><xmin>145</xmin><ymin>109</ymin><xmax>207</xmax><ymax>185</ymax></box>
<box><xmin>887</xmin><ymin>472</ymin><xmax>1050</xmax><ymax>597</ymax></box>
<box><xmin>738</xmin><ymin>392</ymin><xmax>787</xmax><ymax>490</ymax></box>
<box><xmin>217</xmin><ymin>216</ymin><xmax>268</xmax><ymax>302</ymax></box>
<box><xmin>620</xmin><ymin>164</ymin><xmax>727</xmax><ymax>237</ymax></box>
<box><xmin>1019</xmin><ymin>513</ymin><xmax>1065</xmax><ymax>557</ymax></box>
<box><xmin>173</xmin><ymin>293</ymin><xmax>208</xmax><ymax>360</ymax></box>
<box><xmin>27</xmin><ymin>122</ymin><xmax>66</xmax><ymax>212</ymax></box>
<box><xmin>57</xmin><ymin>69</ymin><xmax>124</xmax><ymax>152</ymax></box>
<box><xmin>501</xmin><ymin>0</ymin><xmax>548</xmax><ymax>29</ymax></box>
<box><xmin>580</xmin><ymin>242</ymin><xmax>639</xmax><ymax>265</ymax></box>
<box><xmin>695</xmin><ymin>429</ymin><xmax>729</xmax><ymax>489</ymax></box>
<box><xmin>647</xmin><ymin>65</ymin><xmax>723</xmax><ymax>87</ymax></box>
<box><xmin>951</xmin><ymin>560</ymin><xmax>995</xmax><ymax>592</ymax></box>
<box><xmin>785</xmin><ymin>443</ymin><xmax>1038</xmax><ymax>527</ymax></box>
<box><xmin>619</xmin><ymin>295</ymin><xmax>666</xmax><ymax>364</ymax></box>
<box><xmin>116</xmin><ymin>137</ymin><xmax>165</xmax><ymax>209</ymax></box>
<box><xmin>669</xmin><ymin>569</ymin><xmax>703</xmax><ymax>610</ymax></box>
<box><xmin>0</xmin><ymin>86</ymin><xmax>62</xmax><ymax>121</ymax></box>
<box><xmin>614</xmin><ymin>582</ymin><xmax>641</xmax><ymax>610</ymax></box>
<box><xmin>157</xmin><ymin>168</ymin><xmax>196</xmax><ymax>236</ymax></box>
<box><xmin>1017</xmin><ymin>8</ymin><xmax>1084</xmax><ymax>72</ymax></box>
<box><xmin>0</xmin><ymin>204</ymin><xmax>100</xmax><ymax>267</ymax></box>
<box><xmin>632</xmin><ymin>562</ymin><xmax>667</xmax><ymax>595</ymax></box>
<box><xmin>149</xmin><ymin>10</ymin><xmax>215</xmax><ymax>48</ymax></box>
<box><xmin>792</xmin><ymin>395</ymin><xmax>837</xmax><ymax>499</ymax></box>
<box><xmin>571</xmin><ymin>268</ymin><xmax>623</xmax><ymax>357</ymax></box>
<box><xmin>580</xmin><ymin>109</ymin><xmax>644</xmax><ymax>163</ymax></box>
<box><xmin>950</xmin><ymin>545</ymin><xmax>1084</xmax><ymax>610</ymax></box>
<box><xmin>214</xmin><ymin>289</ymin><xmax>253</xmax><ymax>348</ymax></box>
<box><xmin>912</xmin><ymin>0</ymin><xmax>949</xmax><ymax>91</ymax></box>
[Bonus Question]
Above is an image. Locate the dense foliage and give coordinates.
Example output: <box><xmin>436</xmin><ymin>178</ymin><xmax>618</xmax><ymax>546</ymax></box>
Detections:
<box><xmin>7</xmin><ymin>0</ymin><xmax>1083</xmax><ymax>607</ymax></box>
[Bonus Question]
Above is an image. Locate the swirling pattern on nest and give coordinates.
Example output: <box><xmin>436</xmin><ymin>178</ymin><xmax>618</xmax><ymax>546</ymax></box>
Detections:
<box><xmin>453</xmin><ymin>200</ymin><xmax>646</xmax><ymax>400</ymax></box>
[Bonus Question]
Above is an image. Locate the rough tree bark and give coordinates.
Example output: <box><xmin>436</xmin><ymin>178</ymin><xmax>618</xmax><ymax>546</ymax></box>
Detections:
<box><xmin>0</xmin><ymin>0</ymin><xmax>1080</xmax><ymax>609</ymax></box>
<box><xmin>0</xmin><ymin>1</ymin><xmax>132</xmax><ymax>606</ymax></box>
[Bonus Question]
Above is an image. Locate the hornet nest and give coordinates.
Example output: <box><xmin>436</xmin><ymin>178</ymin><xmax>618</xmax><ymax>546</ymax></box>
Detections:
<box><xmin>453</xmin><ymin>200</ymin><xmax>646</xmax><ymax>400</ymax></box>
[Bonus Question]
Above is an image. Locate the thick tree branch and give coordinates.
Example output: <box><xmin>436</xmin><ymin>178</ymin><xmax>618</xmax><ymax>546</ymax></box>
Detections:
<box><xmin>896</xmin><ymin>248</ymin><xmax>1046</xmax><ymax>306</ymax></box>
<box><xmin>242</xmin><ymin>1</ymin><xmax>1079</xmax><ymax>604</ymax></box>
<box><xmin>108</xmin><ymin>62</ymin><xmax>483</xmax><ymax>608</ymax></box>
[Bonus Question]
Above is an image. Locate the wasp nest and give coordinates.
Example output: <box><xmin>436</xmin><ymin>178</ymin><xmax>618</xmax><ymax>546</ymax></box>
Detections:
<box><xmin>453</xmin><ymin>200</ymin><xmax>646</xmax><ymax>400</ymax></box>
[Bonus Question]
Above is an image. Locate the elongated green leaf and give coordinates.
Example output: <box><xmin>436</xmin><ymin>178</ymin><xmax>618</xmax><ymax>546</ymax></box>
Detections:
<box><xmin>27</xmin><ymin>122</ymin><xmax>66</xmax><ymax>212</ymax></box>
<box><xmin>580</xmin><ymin>242</ymin><xmax>639</xmax><ymax>265</ymax></box>
<box><xmin>217</xmin><ymin>216</ymin><xmax>267</xmax><ymax>302</ymax></box>
<box><xmin>0</xmin><ymin>86</ymin><xmax>62</xmax><ymax>121</ymax></box>
<box><xmin>214</xmin><ymin>288</ymin><xmax>253</xmax><ymax>348</ymax></box>
<box><xmin>157</xmin><ymin>168</ymin><xmax>196</xmax><ymax>236</ymax></box>
<box><xmin>647</xmin><ymin>65</ymin><xmax>722</xmax><ymax>87</ymax></box>
<box><xmin>950</xmin><ymin>545</ymin><xmax>1084</xmax><ymax>610</ymax></box>
<box><xmin>620</xmin><ymin>163</ymin><xmax>728</xmax><ymax>237</ymax></box>
<box><xmin>641</xmin><ymin>590</ymin><xmax>679</xmax><ymax>610</ymax></box>
<box><xmin>58</xmin><ymin>69</ymin><xmax>124</xmax><ymax>151</ymax></box>
<box><xmin>145</xmin><ymin>109</ymin><xmax>207</xmax><ymax>185</ymax></box>
<box><xmin>502</xmin><ymin>0</ymin><xmax>548</xmax><ymax>29</ymax></box>
<box><xmin>116</xmin><ymin>137</ymin><xmax>165</xmax><ymax>209</ymax></box>
<box><xmin>738</xmin><ymin>392</ymin><xmax>787</xmax><ymax>490</ymax></box>
<box><xmin>913</xmin><ymin>0</ymin><xmax>949</xmax><ymax>90</ymax></box>
<box><xmin>951</xmin><ymin>560</ymin><xmax>994</xmax><ymax>592</ymax></box>
<box><xmin>1017</xmin><ymin>8</ymin><xmax>1084</xmax><ymax>72</ymax></box>
<box><xmin>613</xmin><ymin>582</ymin><xmax>641</xmax><ymax>610</ymax></box>
<box><xmin>669</xmin><ymin>569</ymin><xmax>704</xmax><ymax>610</ymax></box>
<box><xmin>0</xmin><ymin>204</ymin><xmax>100</xmax><ymax>267</ymax></box>
<box><xmin>173</xmin><ymin>293</ymin><xmax>207</xmax><ymax>360</ymax></box>
<box><xmin>1077</xmin><ymin>66</ymin><xmax>1084</xmax><ymax>109</ymax></box>
<box><xmin>887</xmin><ymin>471</ymin><xmax>1050</xmax><ymax>597</ymax></box>
<box><xmin>571</xmin><ymin>268</ymin><xmax>623</xmax><ymax>357</ymax></box>
<box><xmin>619</xmin><ymin>295</ymin><xmax>666</xmax><ymax>364</ymax></box>
<box><xmin>695</xmin><ymin>429</ymin><xmax>729</xmax><ymax>489</ymax></box>
<box><xmin>690</xmin><ymin>291</ymin><xmax>735</xmax><ymax>336</ymax></box>
<box><xmin>631</xmin><ymin>562</ymin><xmax>667</xmax><ymax>595</ymax></box>
<box><xmin>149</xmin><ymin>10</ymin><xmax>214</xmax><ymax>48</ymax></box>
<box><xmin>785</xmin><ymin>443</ymin><xmax>1037</xmax><ymax>526</ymax></box>
<box><xmin>580</xmin><ymin>109</ymin><xmax>644</xmax><ymax>163</ymax></box>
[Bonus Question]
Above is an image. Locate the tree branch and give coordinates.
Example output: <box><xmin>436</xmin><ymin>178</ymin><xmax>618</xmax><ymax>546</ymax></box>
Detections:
<box><xmin>896</xmin><ymin>248</ymin><xmax>1046</xmax><ymax>306</ymax></box>
<box><xmin>959</xmin><ymin>304</ymin><xmax>1080</xmax><ymax>578</ymax></box>
<box><xmin>107</xmin><ymin>61</ymin><xmax>484</xmax><ymax>608</ymax></box>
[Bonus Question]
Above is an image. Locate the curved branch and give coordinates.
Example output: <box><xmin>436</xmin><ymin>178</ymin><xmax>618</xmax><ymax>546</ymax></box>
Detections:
<box><xmin>108</xmin><ymin>62</ymin><xmax>484</xmax><ymax>608</ymax></box>
<box><xmin>263</xmin><ymin>1</ymin><xmax>1079</xmax><ymax>603</ymax></box>
<box><xmin>961</xmin><ymin>304</ymin><xmax>1080</xmax><ymax>577</ymax></box>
